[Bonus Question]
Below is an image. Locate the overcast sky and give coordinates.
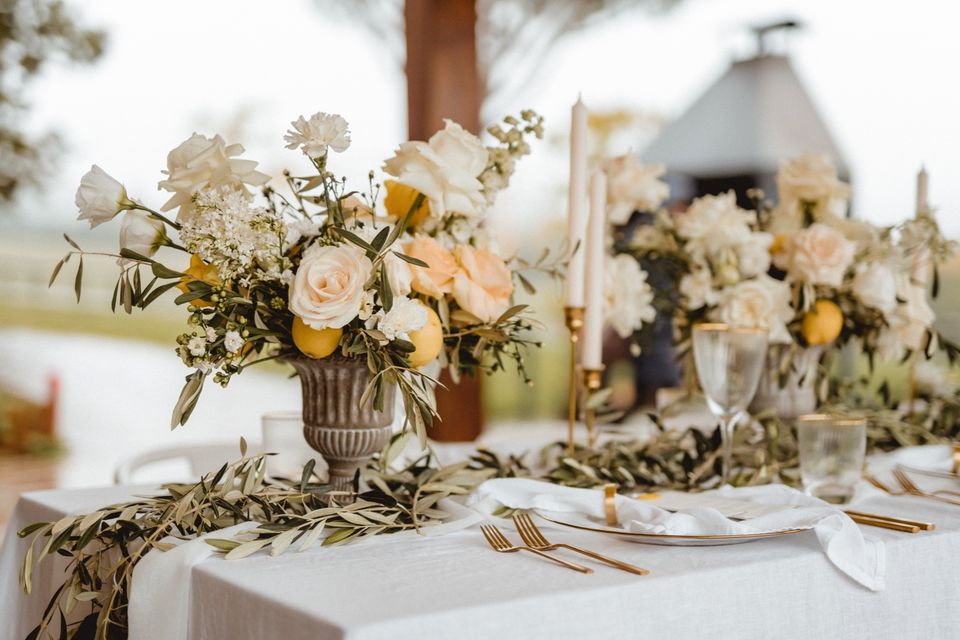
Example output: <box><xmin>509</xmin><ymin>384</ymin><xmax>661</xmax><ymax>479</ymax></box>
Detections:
<box><xmin>11</xmin><ymin>0</ymin><xmax>960</xmax><ymax>244</ymax></box>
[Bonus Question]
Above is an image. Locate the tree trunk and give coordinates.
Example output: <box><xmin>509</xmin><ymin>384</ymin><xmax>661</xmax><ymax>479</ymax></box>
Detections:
<box><xmin>404</xmin><ymin>0</ymin><xmax>484</xmax><ymax>441</ymax></box>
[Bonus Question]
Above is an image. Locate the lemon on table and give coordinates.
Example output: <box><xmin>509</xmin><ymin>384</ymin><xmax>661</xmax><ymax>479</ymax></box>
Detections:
<box><xmin>408</xmin><ymin>305</ymin><xmax>443</xmax><ymax>368</ymax></box>
<box><xmin>802</xmin><ymin>299</ymin><xmax>843</xmax><ymax>346</ymax></box>
<box><xmin>292</xmin><ymin>317</ymin><xmax>343</xmax><ymax>359</ymax></box>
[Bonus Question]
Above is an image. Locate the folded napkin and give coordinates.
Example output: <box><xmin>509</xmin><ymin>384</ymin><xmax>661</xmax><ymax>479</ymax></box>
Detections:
<box><xmin>469</xmin><ymin>478</ymin><xmax>885</xmax><ymax>591</ymax></box>
<box><xmin>869</xmin><ymin>444</ymin><xmax>954</xmax><ymax>474</ymax></box>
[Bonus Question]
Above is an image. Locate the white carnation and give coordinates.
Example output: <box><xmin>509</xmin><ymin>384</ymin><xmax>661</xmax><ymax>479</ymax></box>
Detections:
<box><xmin>383</xmin><ymin>119</ymin><xmax>488</xmax><ymax>218</ymax></box>
<box><xmin>604</xmin><ymin>254</ymin><xmax>655</xmax><ymax>339</ymax></box>
<box><xmin>377</xmin><ymin>297</ymin><xmax>428</xmax><ymax>342</ymax></box>
<box><xmin>158</xmin><ymin>133</ymin><xmax>269</xmax><ymax>221</ymax></box>
<box><xmin>602</xmin><ymin>156</ymin><xmax>669</xmax><ymax>224</ymax></box>
<box><xmin>716</xmin><ymin>276</ymin><xmax>793</xmax><ymax>343</ymax></box>
<box><xmin>284</xmin><ymin>112</ymin><xmax>351</xmax><ymax>159</ymax></box>
<box><xmin>675</xmin><ymin>191</ymin><xmax>755</xmax><ymax>257</ymax></box>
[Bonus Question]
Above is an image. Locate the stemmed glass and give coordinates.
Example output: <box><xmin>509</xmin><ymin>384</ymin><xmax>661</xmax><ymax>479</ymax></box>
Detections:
<box><xmin>692</xmin><ymin>323</ymin><xmax>768</xmax><ymax>485</ymax></box>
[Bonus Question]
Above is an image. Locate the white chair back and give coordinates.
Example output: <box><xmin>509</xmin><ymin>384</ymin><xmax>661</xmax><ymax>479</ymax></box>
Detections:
<box><xmin>113</xmin><ymin>442</ymin><xmax>246</xmax><ymax>484</ymax></box>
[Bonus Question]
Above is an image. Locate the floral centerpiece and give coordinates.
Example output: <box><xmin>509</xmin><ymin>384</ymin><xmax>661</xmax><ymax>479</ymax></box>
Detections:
<box><xmin>57</xmin><ymin>110</ymin><xmax>552</xmax><ymax>477</ymax></box>
<box><xmin>607</xmin><ymin>153</ymin><xmax>958</xmax><ymax>415</ymax></box>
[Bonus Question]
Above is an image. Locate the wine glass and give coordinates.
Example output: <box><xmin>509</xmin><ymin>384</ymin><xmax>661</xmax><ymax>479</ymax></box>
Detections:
<box><xmin>692</xmin><ymin>323</ymin><xmax>768</xmax><ymax>485</ymax></box>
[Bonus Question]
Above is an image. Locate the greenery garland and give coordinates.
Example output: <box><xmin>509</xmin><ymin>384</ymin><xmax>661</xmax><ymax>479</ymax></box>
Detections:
<box><xmin>18</xmin><ymin>384</ymin><xmax>960</xmax><ymax>640</ymax></box>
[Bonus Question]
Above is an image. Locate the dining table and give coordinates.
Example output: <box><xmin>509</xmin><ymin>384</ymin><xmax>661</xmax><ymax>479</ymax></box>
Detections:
<box><xmin>2</xmin><ymin>438</ymin><xmax>960</xmax><ymax>640</ymax></box>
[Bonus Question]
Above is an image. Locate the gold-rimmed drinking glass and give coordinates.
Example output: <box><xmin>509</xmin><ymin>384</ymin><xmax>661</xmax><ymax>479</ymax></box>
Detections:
<box><xmin>692</xmin><ymin>323</ymin><xmax>768</xmax><ymax>485</ymax></box>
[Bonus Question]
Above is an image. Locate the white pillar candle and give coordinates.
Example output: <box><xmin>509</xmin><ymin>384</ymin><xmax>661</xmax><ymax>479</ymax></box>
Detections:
<box><xmin>564</xmin><ymin>95</ymin><xmax>589</xmax><ymax>308</ymax></box>
<box><xmin>582</xmin><ymin>171</ymin><xmax>607</xmax><ymax>370</ymax></box>
<box><xmin>916</xmin><ymin>166</ymin><xmax>929</xmax><ymax>215</ymax></box>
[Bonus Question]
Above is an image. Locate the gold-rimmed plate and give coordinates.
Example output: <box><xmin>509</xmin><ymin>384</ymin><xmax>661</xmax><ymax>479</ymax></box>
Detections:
<box><xmin>535</xmin><ymin>511</ymin><xmax>811</xmax><ymax>547</ymax></box>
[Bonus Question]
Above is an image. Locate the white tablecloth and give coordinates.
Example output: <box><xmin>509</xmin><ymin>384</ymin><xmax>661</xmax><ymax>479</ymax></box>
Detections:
<box><xmin>3</xmin><ymin>460</ymin><xmax>960</xmax><ymax>639</ymax></box>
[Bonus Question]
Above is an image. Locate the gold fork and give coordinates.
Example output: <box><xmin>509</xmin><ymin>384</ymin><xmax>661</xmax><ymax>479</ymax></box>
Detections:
<box><xmin>512</xmin><ymin>513</ymin><xmax>650</xmax><ymax>576</ymax></box>
<box><xmin>892</xmin><ymin>467</ymin><xmax>960</xmax><ymax>505</ymax></box>
<box><xmin>479</xmin><ymin>524</ymin><xmax>593</xmax><ymax>573</ymax></box>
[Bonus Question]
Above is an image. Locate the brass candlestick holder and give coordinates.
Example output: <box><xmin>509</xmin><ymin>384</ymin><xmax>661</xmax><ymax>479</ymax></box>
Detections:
<box><xmin>582</xmin><ymin>367</ymin><xmax>604</xmax><ymax>449</ymax></box>
<box><xmin>564</xmin><ymin>306</ymin><xmax>585</xmax><ymax>456</ymax></box>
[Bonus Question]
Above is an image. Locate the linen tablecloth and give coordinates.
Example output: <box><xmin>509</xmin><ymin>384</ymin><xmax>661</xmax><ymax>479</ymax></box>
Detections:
<box><xmin>3</xmin><ymin>481</ymin><xmax>960</xmax><ymax>640</ymax></box>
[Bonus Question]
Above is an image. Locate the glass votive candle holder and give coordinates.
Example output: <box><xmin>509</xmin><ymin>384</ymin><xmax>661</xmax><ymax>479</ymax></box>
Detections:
<box><xmin>797</xmin><ymin>413</ymin><xmax>867</xmax><ymax>504</ymax></box>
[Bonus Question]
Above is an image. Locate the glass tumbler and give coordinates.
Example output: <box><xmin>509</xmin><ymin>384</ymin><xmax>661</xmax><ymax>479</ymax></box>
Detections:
<box><xmin>797</xmin><ymin>414</ymin><xmax>866</xmax><ymax>504</ymax></box>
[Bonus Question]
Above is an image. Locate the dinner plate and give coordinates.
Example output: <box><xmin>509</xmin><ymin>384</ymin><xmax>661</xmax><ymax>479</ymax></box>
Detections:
<box><xmin>535</xmin><ymin>511</ymin><xmax>811</xmax><ymax>547</ymax></box>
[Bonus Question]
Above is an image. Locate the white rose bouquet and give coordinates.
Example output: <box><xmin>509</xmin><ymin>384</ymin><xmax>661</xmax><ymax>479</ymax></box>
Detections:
<box><xmin>611</xmin><ymin>153</ymin><xmax>959</xmax><ymax>394</ymax></box>
<box><xmin>55</xmin><ymin>110</ymin><xmax>554</xmax><ymax>440</ymax></box>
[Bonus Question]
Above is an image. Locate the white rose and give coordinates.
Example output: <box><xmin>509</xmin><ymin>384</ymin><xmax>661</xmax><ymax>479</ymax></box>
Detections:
<box><xmin>716</xmin><ymin>276</ymin><xmax>793</xmax><ymax>343</ymax></box>
<box><xmin>773</xmin><ymin>154</ymin><xmax>850</xmax><ymax>229</ymax></box>
<box><xmin>775</xmin><ymin>222</ymin><xmax>856</xmax><ymax>287</ymax></box>
<box><xmin>158</xmin><ymin>133</ymin><xmax>269</xmax><ymax>220</ymax></box>
<box><xmin>851</xmin><ymin>262</ymin><xmax>897</xmax><ymax>314</ymax></box>
<box><xmin>224</xmin><ymin>330</ymin><xmax>244</xmax><ymax>354</ymax></box>
<box><xmin>602</xmin><ymin>156</ymin><xmax>669</xmax><ymax>224</ymax></box>
<box><xmin>284</xmin><ymin>112</ymin><xmax>351</xmax><ymax>159</ymax></box>
<box><xmin>382</xmin><ymin>119</ymin><xmax>488</xmax><ymax>218</ymax></box>
<box><xmin>377</xmin><ymin>296</ymin><xmax>428</xmax><ymax>341</ymax></box>
<box><xmin>289</xmin><ymin>244</ymin><xmax>373</xmax><ymax>329</ymax></box>
<box><xmin>76</xmin><ymin>165</ymin><xmax>133</xmax><ymax>228</ymax></box>
<box><xmin>736</xmin><ymin>233</ymin><xmax>773</xmax><ymax>278</ymax></box>
<box><xmin>679</xmin><ymin>268</ymin><xmax>718</xmax><ymax>310</ymax></box>
<box><xmin>604</xmin><ymin>254</ymin><xmax>656</xmax><ymax>338</ymax></box>
<box><xmin>119</xmin><ymin>211</ymin><xmax>167</xmax><ymax>259</ymax></box>
<box><xmin>675</xmin><ymin>191</ymin><xmax>755</xmax><ymax>256</ymax></box>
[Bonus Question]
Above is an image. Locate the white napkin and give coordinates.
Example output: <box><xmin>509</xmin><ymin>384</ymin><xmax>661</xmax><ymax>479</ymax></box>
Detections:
<box><xmin>469</xmin><ymin>478</ymin><xmax>885</xmax><ymax>591</ymax></box>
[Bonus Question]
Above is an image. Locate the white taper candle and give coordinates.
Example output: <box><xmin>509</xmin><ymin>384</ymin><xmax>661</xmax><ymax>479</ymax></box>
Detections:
<box><xmin>564</xmin><ymin>95</ymin><xmax>589</xmax><ymax>307</ymax></box>
<box><xmin>582</xmin><ymin>171</ymin><xmax>607</xmax><ymax>370</ymax></box>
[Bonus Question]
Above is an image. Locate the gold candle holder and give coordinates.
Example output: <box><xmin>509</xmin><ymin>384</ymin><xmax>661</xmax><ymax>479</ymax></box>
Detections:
<box><xmin>582</xmin><ymin>367</ymin><xmax>604</xmax><ymax>449</ymax></box>
<box><xmin>564</xmin><ymin>306</ymin><xmax>585</xmax><ymax>457</ymax></box>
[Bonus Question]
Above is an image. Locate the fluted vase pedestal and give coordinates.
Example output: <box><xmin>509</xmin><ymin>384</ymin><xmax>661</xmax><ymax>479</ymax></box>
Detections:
<box><xmin>286</xmin><ymin>356</ymin><xmax>397</xmax><ymax>492</ymax></box>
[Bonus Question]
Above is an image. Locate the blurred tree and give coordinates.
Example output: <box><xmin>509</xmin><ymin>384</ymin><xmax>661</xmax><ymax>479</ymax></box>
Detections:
<box><xmin>0</xmin><ymin>0</ymin><xmax>103</xmax><ymax>206</ymax></box>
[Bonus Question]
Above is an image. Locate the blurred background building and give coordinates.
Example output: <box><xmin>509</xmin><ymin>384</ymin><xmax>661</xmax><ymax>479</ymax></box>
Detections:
<box><xmin>1</xmin><ymin>0</ymin><xmax>959</xmax><ymax>527</ymax></box>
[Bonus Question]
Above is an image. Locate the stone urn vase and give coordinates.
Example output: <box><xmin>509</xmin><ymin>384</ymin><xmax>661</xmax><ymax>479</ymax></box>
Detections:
<box><xmin>749</xmin><ymin>345</ymin><xmax>822</xmax><ymax>421</ymax></box>
<box><xmin>286</xmin><ymin>355</ymin><xmax>397</xmax><ymax>491</ymax></box>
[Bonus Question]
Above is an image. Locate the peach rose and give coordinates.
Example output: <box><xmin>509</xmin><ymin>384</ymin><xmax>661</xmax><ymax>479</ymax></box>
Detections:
<box><xmin>452</xmin><ymin>245</ymin><xmax>513</xmax><ymax>322</ymax></box>
<box><xmin>404</xmin><ymin>235</ymin><xmax>458</xmax><ymax>298</ymax></box>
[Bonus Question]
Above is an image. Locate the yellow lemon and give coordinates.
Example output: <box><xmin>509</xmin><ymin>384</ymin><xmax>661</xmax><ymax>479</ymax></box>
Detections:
<box><xmin>384</xmin><ymin>179</ymin><xmax>430</xmax><ymax>228</ymax></box>
<box><xmin>408</xmin><ymin>304</ymin><xmax>443</xmax><ymax>368</ymax></box>
<box><xmin>177</xmin><ymin>254</ymin><xmax>221</xmax><ymax>307</ymax></box>
<box><xmin>802</xmin><ymin>299</ymin><xmax>844</xmax><ymax>346</ymax></box>
<box><xmin>292</xmin><ymin>317</ymin><xmax>343</xmax><ymax>359</ymax></box>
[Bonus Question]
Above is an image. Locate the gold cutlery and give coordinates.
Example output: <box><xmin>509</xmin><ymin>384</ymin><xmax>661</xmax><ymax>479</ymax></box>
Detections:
<box><xmin>865</xmin><ymin>472</ymin><xmax>959</xmax><ymax>502</ymax></box>
<box><xmin>952</xmin><ymin>443</ymin><xmax>960</xmax><ymax>475</ymax></box>
<box><xmin>845</xmin><ymin>512</ymin><xmax>920</xmax><ymax>533</ymax></box>
<box><xmin>512</xmin><ymin>513</ymin><xmax>650</xmax><ymax>576</ymax></box>
<box><xmin>479</xmin><ymin>524</ymin><xmax>593</xmax><ymax>573</ymax></box>
<box><xmin>844</xmin><ymin>509</ymin><xmax>934</xmax><ymax>532</ymax></box>
<box><xmin>892</xmin><ymin>467</ymin><xmax>960</xmax><ymax>505</ymax></box>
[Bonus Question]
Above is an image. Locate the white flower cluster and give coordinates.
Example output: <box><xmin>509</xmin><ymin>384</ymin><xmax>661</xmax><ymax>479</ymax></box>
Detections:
<box><xmin>480</xmin><ymin>110</ymin><xmax>544</xmax><ymax>206</ymax></box>
<box><xmin>179</xmin><ymin>186</ymin><xmax>287</xmax><ymax>285</ymax></box>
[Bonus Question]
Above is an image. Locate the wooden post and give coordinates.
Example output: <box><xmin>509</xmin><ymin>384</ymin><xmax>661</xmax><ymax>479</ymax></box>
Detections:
<box><xmin>404</xmin><ymin>0</ymin><xmax>484</xmax><ymax>441</ymax></box>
